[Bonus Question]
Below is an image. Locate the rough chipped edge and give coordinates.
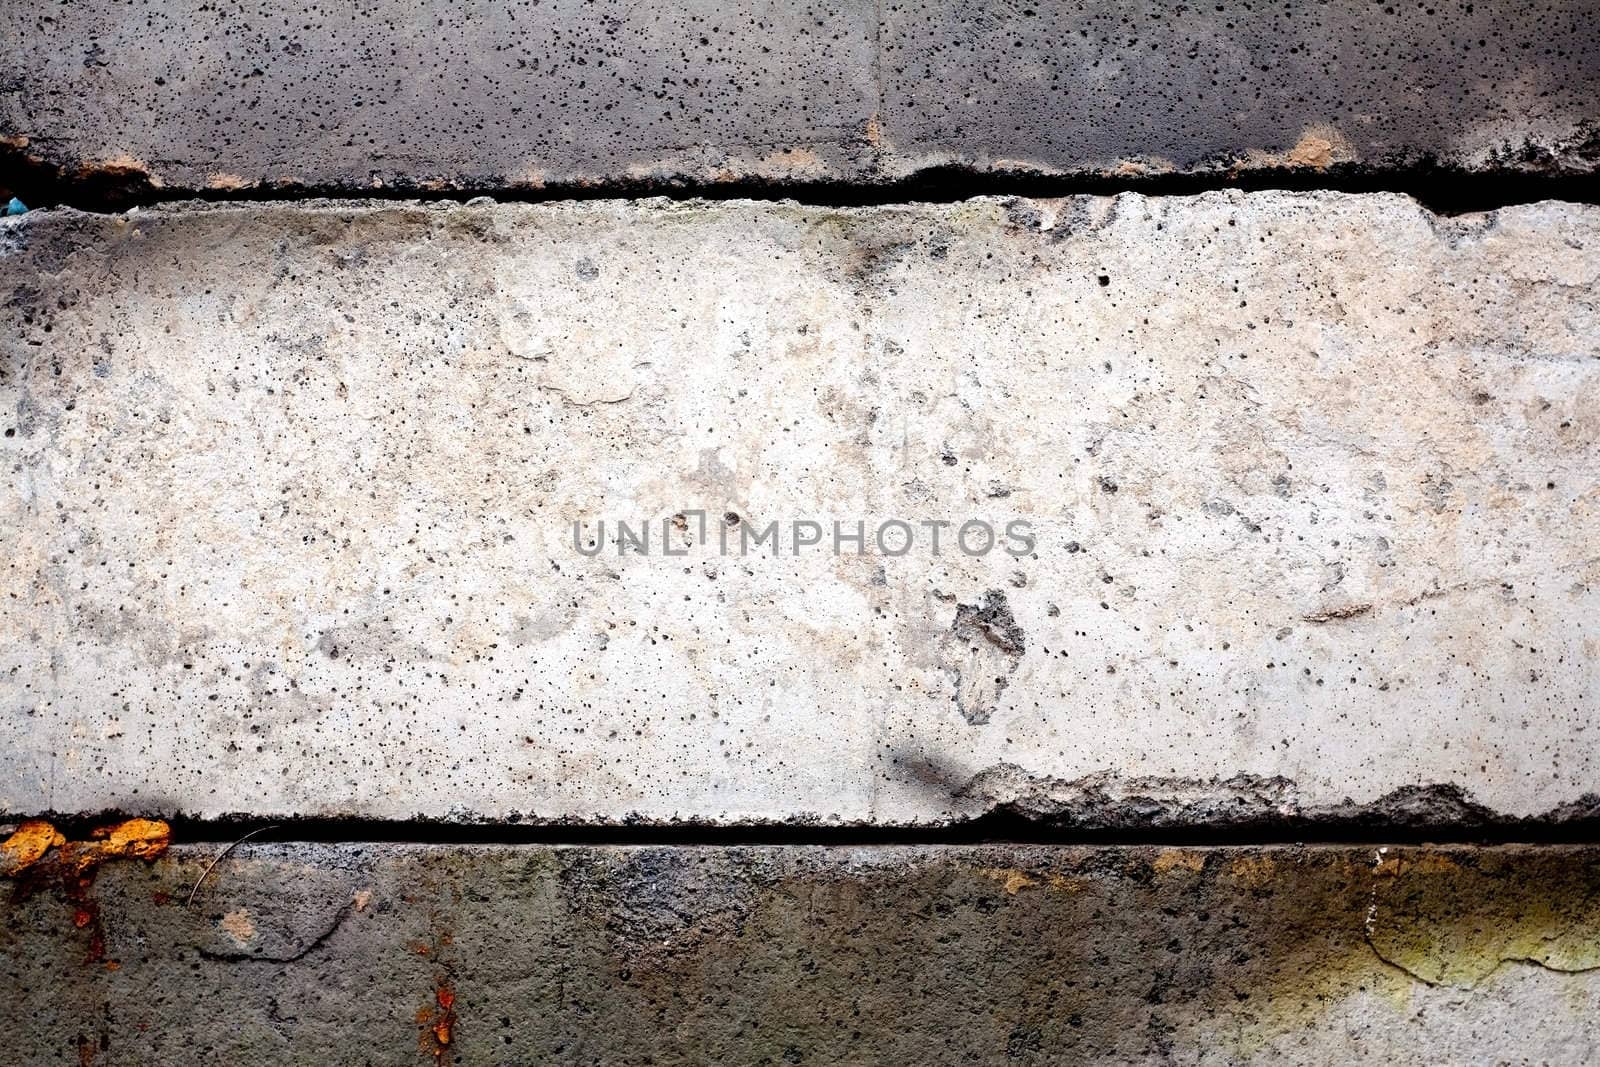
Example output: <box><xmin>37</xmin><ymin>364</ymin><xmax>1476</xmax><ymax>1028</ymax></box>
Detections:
<box><xmin>4</xmin><ymin>188</ymin><xmax>1599</xmax><ymax>241</ymax></box>
<box><xmin>4</xmin><ymin>128</ymin><xmax>1600</xmax><ymax>216</ymax></box>
<box><xmin>3</xmin><ymin>781</ymin><xmax>1599</xmax><ymax>842</ymax></box>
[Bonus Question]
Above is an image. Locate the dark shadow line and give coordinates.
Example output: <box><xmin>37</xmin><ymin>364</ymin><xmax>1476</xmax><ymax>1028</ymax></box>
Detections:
<box><xmin>3</xmin><ymin>145</ymin><xmax>1598</xmax><ymax>216</ymax></box>
<box><xmin>13</xmin><ymin>811</ymin><xmax>1600</xmax><ymax>848</ymax></box>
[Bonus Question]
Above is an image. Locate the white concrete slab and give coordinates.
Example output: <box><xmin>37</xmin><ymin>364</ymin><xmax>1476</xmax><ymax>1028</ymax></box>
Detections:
<box><xmin>2</xmin><ymin>193</ymin><xmax>1596</xmax><ymax>822</ymax></box>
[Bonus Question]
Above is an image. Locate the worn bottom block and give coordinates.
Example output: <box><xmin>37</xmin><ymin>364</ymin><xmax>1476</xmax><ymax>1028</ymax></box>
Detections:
<box><xmin>3</xmin><ymin>841</ymin><xmax>1598</xmax><ymax>1064</ymax></box>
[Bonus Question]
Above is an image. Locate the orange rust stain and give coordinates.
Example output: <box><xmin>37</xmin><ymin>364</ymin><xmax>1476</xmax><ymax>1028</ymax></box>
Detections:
<box><xmin>1152</xmin><ymin>849</ymin><xmax>1207</xmax><ymax>875</ymax></box>
<box><xmin>976</xmin><ymin>866</ymin><xmax>1039</xmax><ymax>895</ymax></box>
<box><xmin>1375</xmin><ymin>850</ymin><xmax>1459</xmax><ymax>878</ymax></box>
<box><xmin>3</xmin><ymin>818</ymin><xmax>176</xmax><ymax>875</ymax></box>
<box><xmin>1</xmin><ymin>820</ymin><xmax>67</xmax><ymax>874</ymax></box>
<box><xmin>4</xmin><ymin>818</ymin><xmax>171</xmax><ymax>967</ymax></box>
<box><xmin>420</xmin><ymin>982</ymin><xmax>459</xmax><ymax>1063</ymax></box>
<box><xmin>96</xmin><ymin>819</ymin><xmax>171</xmax><ymax>859</ymax></box>
<box><xmin>434</xmin><ymin>985</ymin><xmax>456</xmax><ymax>1045</ymax></box>
<box><xmin>1044</xmin><ymin>873</ymin><xmax>1085</xmax><ymax>893</ymax></box>
<box><xmin>1227</xmin><ymin>855</ymin><xmax>1277</xmax><ymax>888</ymax></box>
<box><xmin>62</xmin><ymin>819</ymin><xmax>171</xmax><ymax>876</ymax></box>
<box><xmin>977</xmin><ymin>866</ymin><xmax>1085</xmax><ymax>894</ymax></box>
<box><xmin>1409</xmin><ymin>852</ymin><xmax>1461</xmax><ymax>874</ymax></box>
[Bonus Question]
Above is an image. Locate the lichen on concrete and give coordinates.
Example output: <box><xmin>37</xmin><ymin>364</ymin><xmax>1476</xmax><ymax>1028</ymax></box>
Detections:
<box><xmin>3</xmin><ymin>842</ymin><xmax>1599</xmax><ymax>1064</ymax></box>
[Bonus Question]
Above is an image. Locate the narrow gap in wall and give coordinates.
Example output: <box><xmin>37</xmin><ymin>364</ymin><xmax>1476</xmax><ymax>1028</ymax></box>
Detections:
<box><xmin>2</xmin><ymin>145</ymin><xmax>1597</xmax><ymax>216</ymax></box>
<box><xmin>20</xmin><ymin>812</ymin><xmax>1600</xmax><ymax>848</ymax></box>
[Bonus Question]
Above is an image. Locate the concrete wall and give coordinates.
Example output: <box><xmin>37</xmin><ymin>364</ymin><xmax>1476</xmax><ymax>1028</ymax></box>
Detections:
<box><xmin>3</xmin><ymin>194</ymin><xmax>1597</xmax><ymax>824</ymax></box>
<box><xmin>4</xmin><ymin>841</ymin><xmax>1600</xmax><ymax>1064</ymax></box>
<box><xmin>3</xmin><ymin>1</ymin><xmax>1599</xmax><ymax>197</ymax></box>
<box><xmin>3</xmin><ymin>2</ymin><xmax>1599</xmax><ymax>1063</ymax></box>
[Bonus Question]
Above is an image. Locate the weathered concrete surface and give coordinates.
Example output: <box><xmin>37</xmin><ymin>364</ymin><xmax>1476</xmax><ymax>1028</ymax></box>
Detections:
<box><xmin>3</xmin><ymin>841</ymin><xmax>1600</xmax><ymax>1064</ymax></box>
<box><xmin>878</xmin><ymin>0</ymin><xmax>1600</xmax><ymax>180</ymax></box>
<box><xmin>2</xmin><ymin>193</ymin><xmax>1598</xmax><ymax>823</ymax></box>
<box><xmin>2</xmin><ymin>0</ymin><xmax>1598</xmax><ymax>198</ymax></box>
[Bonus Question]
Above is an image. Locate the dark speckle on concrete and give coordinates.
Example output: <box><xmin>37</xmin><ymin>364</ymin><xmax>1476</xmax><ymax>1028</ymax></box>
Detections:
<box><xmin>881</xmin><ymin>0</ymin><xmax>1600</xmax><ymax>177</ymax></box>
<box><xmin>942</xmin><ymin>590</ymin><xmax>1026</xmax><ymax>726</ymax></box>
<box><xmin>952</xmin><ymin>589</ymin><xmax>1025</xmax><ymax>659</ymax></box>
<box><xmin>2</xmin><ymin>1</ymin><xmax>1597</xmax><ymax>198</ymax></box>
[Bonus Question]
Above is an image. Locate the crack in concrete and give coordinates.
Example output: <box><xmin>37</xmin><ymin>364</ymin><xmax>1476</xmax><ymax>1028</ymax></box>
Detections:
<box><xmin>1364</xmin><ymin>928</ymin><xmax>1600</xmax><ymax>988</ymax></box>
<box><xmin>197</xmin><ymin>901</ymin><xmax>352</xmax><ymax>964</ymax></box>
<box><xmin>1361</xmin><ymin>846</ymin><xmax>1600</xmax><ymax>988</ymax></box>
<box><xmin>4</xmin><ymin>131</ymin><xmax>1600</xmax><ymax>216</ymax></box>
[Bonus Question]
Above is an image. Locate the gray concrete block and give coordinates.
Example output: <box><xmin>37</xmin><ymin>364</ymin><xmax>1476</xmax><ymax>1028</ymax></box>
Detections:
<box><xmin>0</xmin><ymin>0</ymin><xmax>880</xmax><ymax>195</ymax></box>
<box><xmin>2</xmin><ymin>193</ymin><xmax>1596</xmax><ymax>824</ymax></box>
<box><xmin>3</xmin><ymin>839</ymin><xmax>1599</xmax><ymax>1064</ymax></box>
<box><xmin>2</xmin><ymin>1</ymin><xmax>1597</xmax><ymax>196</ymax></box>
<box><xmin>879</xmin><ymin>0</ymin><xmax>1600</xmax><ymax>178</ymax></box>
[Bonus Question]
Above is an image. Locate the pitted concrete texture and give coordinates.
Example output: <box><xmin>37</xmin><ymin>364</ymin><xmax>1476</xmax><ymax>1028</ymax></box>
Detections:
<box><xmin>878</xmin><ymin>0</ymin><xmax>1600</xmax><ymax>180</ymax></box>
<box><xmin>2</xmin><ymin>193</ymin><xmax>1599</xmax><ymax>824</ymax></box>
<box><xmin>2</xmin><ymin>0</ymin><xmax>1598</xmax><ymax>196</ymax></box>
<box><xmin>3</xmin><ymin>841</ymin><xmax>1600</xmax><ymax>1064</ymax></box>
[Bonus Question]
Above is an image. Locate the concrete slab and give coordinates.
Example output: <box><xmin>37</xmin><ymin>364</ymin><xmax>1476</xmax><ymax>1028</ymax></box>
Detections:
<box><xmin>3</xmin><ymin>840</ymin><xmax>1599</xmax><ymax>1064</ymax></box>
<box><xmin>879</xmin><ymin>0</ymin><xmax>1600</xmax><ymax>178</ymax></box>
<box><xmin>0</xmin><ymin>0</ymin><xmax>880</xmax><ymax>196</ymax></box>
<box><xmin>1</xmin><ymin>193</ymin><xmax>1597</xmax><ymax>823</ymax></box>
<box><xmin>2</xmin><ymin>1</ymin><xmax>1597</xmax><ymax>196</ymax></box>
